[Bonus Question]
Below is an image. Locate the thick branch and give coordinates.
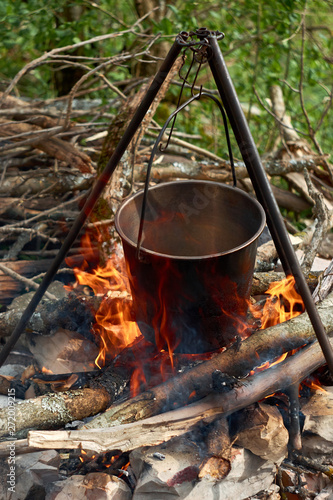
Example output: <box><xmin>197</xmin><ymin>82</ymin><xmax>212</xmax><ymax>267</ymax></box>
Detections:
<box><xmin>0</xmin><ymin>119</ymin><xmax>93</xmax><ymax>172</ymax></box>
<box><xmin>0</xmin><ymin>388</ymin><xmax>110</xmax><ymax>440</ymax></box>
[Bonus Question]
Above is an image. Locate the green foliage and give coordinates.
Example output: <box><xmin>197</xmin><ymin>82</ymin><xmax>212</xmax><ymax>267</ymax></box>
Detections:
<box><xmin>0</xmin><ymin>0</ymin><xmax>332</xmax><ymax>156</ymax></box>
<box><xmin>0</xmin><ymin>0</ymin><xmax>137</xmax><ymax>96</ymax></box>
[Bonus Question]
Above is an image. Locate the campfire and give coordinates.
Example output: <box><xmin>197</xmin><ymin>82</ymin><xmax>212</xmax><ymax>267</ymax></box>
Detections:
<box><xmin>1</xmin><ymin>226</ymin><xmax>333</xmax><ymax>499</ymax></box>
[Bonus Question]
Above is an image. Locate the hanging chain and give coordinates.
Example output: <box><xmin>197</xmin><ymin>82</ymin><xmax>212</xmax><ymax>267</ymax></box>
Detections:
<box><xmin>160</xmin><ymin>28</ymin><xmax>225</xmax><ymax>152</ymax></box>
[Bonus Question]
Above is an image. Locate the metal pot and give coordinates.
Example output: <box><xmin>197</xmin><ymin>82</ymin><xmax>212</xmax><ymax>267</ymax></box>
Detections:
<box><xmin>115</xmin><ymin>180</ymin><xmax>265</xmax><ymax>353</ymax></box>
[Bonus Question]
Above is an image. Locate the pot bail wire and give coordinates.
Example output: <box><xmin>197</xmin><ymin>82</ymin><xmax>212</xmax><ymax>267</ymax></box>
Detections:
<box><xmin>136</xmin><ymin>91</ymin><xmax>236</xmax><ymax>260</ymax></box>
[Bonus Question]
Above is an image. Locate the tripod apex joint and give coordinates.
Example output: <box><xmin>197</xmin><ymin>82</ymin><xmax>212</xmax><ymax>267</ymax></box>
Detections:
<box><xmin>176</xmin><ymin>28</ymin><xmax>224</xmax><ymax>46</ymax></box>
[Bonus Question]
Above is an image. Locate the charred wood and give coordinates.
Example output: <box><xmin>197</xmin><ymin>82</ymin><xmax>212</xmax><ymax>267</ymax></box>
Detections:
<box><xmin>0</xmin><ymin>293</ymin><xmax>97</xmax><ymax>338</ymax></box>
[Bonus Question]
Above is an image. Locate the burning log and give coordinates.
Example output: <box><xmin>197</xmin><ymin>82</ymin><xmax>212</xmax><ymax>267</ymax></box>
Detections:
<box><xmin>26</xmin><ymin>332</ymin><xmax>333</xmax><ymax>454</ymax></box>
<box><xmin>252</xmin><ymin>271</ymin><xmax>319</xmax><ymax>296</ymax></box>
<box><xmin>0</xmin><ymin>293</ymin><xmax>100</xmax><ymax>339</ymax></box>
<box><xmin>1</xmin><ymin>271</ymin><xmax>319</xmax><ymax>338</ymax></box>
<box><xmin>82</xmin><ymin>290</ymin><xmax>333</xmax><ymax>430</ymax></box>
<box><xmin>1</xmin><ymin>291</ymin><xmax>331</xmax><ymax>439</ymax></box>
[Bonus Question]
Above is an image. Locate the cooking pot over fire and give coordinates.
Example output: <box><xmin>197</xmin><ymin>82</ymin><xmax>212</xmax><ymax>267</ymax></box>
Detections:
<box><xmin>115</xmin><ymin>94</ymin><xmax>265</xmax><ymax>353</ymax></box>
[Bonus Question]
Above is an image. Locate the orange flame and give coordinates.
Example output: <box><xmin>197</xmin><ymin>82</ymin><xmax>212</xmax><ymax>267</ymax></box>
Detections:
<box><xmin>256</xmin><ymin>275</ymin><xmax>303</xmax><ymax>329</ymax></box>
<box><xmin>67</xmin><ymin>234</ymin><xmax>141</xmax><ymax>372</ymax></box>
<box><xmin>68</xmin><ymin>227</ymin><xmax>308</xmax><ymax>395</ymax></box>
<box><xmin>41</xmin><ymin>367</ymin><xmax>53</xmax><ymax>374</ymax></box>
<box><xmin>249</xmin><ymin>275</ymin><xmax>304</xmax><ymax>375</ymax></box>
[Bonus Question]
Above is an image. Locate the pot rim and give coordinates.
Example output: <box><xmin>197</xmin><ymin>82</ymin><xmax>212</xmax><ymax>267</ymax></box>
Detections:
<box><xmin>115</xmin><ymin>180</ymin><xmax>266</xmax><ymax>261</ymax></box>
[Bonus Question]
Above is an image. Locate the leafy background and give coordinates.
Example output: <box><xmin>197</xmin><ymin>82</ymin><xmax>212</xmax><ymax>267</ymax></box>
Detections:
<box><xmin>0</xmin><ymin>0</ymin><xmax>332</xmax><ymax>156</ymax></box>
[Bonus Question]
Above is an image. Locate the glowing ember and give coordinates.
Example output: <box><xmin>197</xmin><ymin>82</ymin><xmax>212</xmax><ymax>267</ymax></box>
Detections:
<box><xmin>41</xmin><ymin>366</ymin><xmax>53</xmax><ymax>374</ymax></box>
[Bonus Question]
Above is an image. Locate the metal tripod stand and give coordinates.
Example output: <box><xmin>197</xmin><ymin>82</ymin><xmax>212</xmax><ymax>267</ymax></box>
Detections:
<box><xmin>1</xmin><ymin>28</ymin><xmax>332</xmax><ymax>373</ymax></box>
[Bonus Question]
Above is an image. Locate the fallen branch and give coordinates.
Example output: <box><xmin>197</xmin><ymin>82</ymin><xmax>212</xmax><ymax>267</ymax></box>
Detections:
<box><xmin>0</xmin><ymin>118</ymin><xmax>93</xmax><ymax>173</ymax></box>
<box><xmin>27</xmin><ymin>332</ymin><xmax>333</xmax><ymax>454</ymax></box>
<box><xmin>0</xmin><ymin>260</ymin><xmax>71</xmax><ymax>307</ymax></box>
<box><xmin>134</xmin><ymin>154</ymin><xmax>329</xmax><ymax>184</ymax></box>
<box><xmin>0</xmin><ymin>168</ymin><xmax>93</xmax><ymax>197</ymax></box>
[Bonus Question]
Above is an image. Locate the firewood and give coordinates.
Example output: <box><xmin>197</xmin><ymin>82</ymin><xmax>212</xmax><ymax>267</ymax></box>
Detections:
<box><xmin>0</xmin><ymin>387</ymin><xmax>110</xmax><ymax>439</ymax></box>
<box><xmin>0</xmin><ymin>290</ymin><xmax>103</xmax><ymax>338</ymax></box>
<box><xmin>82</xmin><ymin>291</ymin><xmax>333</xmax><ymax>430</ymax></box>
<box><xmin>198</xmin><ymin>417</ymin><xmax>232</xmax><ymax>481</ymax></box>
<box><xmin>0</xmin><ymin>438</ymin><xmax>40</xmax><ymax>458</ymax></box>
<box><xmin>26</xmin><ymin>333</ymin><xmax>333</xmax><ymax>454</ymax></box>
<box><xmin>0</xmin><ymin>169</ymin><xmax>93</xmax><ymax>197</ymax></box>
<box><xmin>0</xmin><ymin>266</ymin><xmax>320</xmax><ymax>334</ymax></box>
<box><xmin>255</xmin><ymin>240</ymin><xmax>278</xmax><ymax>268</ymax></box>
<box><xmin>1</xmin><ymin>286</ymin><xmax>331</xmax><ymax>440</ymax></box>
<box><xmin>252</xmin><ymin>271</ymin><xmax>319</xmax><ymax>295</ymax></box>
<box><xmin>0</xmin><ymin>262</ymin><xmax>57</xmax><ymax>300</ymax></box>
<box><xmin>0</xmin><ymin>260</ymin><xmax>65</xmax><ymax>307</ymax></box>
<box><xmin>0</xmin><ymin>91</ymin><xmax>71</xmax><ymax>130</ymax></box>
<box><xmin>0</xmin><ymin>118</ymin><xmax>93</xmax><ymax>173</ymax></box>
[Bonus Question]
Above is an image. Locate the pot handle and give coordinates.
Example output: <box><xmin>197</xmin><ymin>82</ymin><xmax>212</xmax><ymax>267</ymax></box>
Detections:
<box><xmin>136</xmin><ymin>91</ymin><xmax>236</xmax><ymax>260</ymax></box>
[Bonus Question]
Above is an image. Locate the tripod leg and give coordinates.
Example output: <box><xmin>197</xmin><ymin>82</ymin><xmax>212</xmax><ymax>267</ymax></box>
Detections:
<box><xmin>0</xmin><ymin>39</ymin><xmax>183</xmax><ymax>367</ymax></box>
<box><xmin>208</xmin><ymin>35</ymin><xmax>333</xmax><ymax>374</ymax></box>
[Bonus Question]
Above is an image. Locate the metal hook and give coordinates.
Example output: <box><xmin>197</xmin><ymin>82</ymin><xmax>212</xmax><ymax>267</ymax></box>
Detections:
<box><xmin>159</xmin><ymin>52</ymin><xmax>194</xmax><ymax>153</ymax></box>
<box><xmin>160</xmin><ymin>43</ymin><xmax>209</xmax><ymax>151</ymax></box>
